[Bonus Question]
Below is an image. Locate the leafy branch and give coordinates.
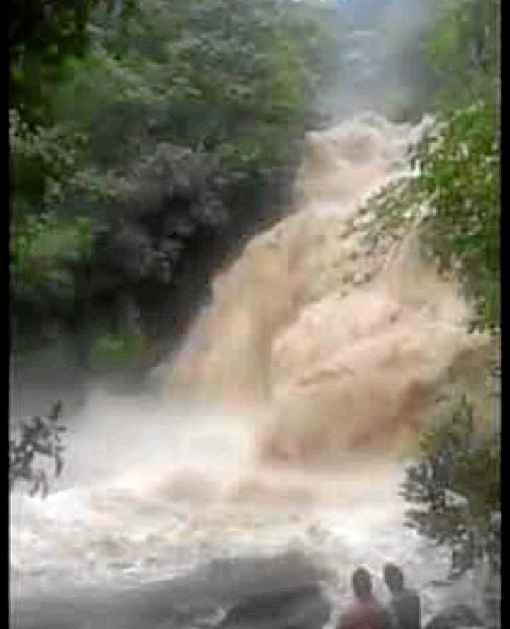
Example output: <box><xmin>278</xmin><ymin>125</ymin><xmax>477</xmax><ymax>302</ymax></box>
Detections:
<box><xmin>401</xmin><ymin>396</ymin><xmax>500</xmax><ymax>579</ymax></box>
<box><xmin>9</xmin><ymin>401</ymin><xmax>67</xmax><ymax>499</ymax></box>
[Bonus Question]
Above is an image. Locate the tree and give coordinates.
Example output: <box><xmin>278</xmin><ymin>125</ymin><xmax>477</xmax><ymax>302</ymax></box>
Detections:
<box><xmin>49</xmin><ymin>0</ymin><xmax>337</xmax><ymax>173</ymax></box>
<box><xmin>10</xmin><ymin>0</ymin><xmax>101</xmax><ymax>124</ymax></box>
<box><xmin>9</xmin><ymin>0</ymin><xmax>138</xmax><ymax>122</ymax></box>
<box><xmin>9</xmin><ymin>402</ymin><xmax>67</xmax><ymax>498</ymax></box>
<box><xmin>401</xmin><ymin>396</ymin><xmax>500</xmax><ymax>579</ymax></box>
<box><xmin>10</xmin><ymin>0</ymin><xmax>339</xmax><ymax>359</ymax></box>
<box><xmin>366</xmin><ymin>99</ymin><xmax>500</xmax><ymax>331</ymax></box>
<box><xmin>422</xmin><ymin>0</ymin><xmax>500</xmax><ymax>108</ymax></box>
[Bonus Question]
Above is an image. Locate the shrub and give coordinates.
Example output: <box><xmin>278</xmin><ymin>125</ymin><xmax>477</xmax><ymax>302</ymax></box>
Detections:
<box><xmin>366</xmin><ymin>100</ymin><xmax>500</xmax><ymax>330</ymax></box>
<box><xmin>9</xmin><ymin>402</ymin><xmax>66</xmax><ymax>499</ymax></box>
<box><xmin>401</xmin><ymin>396</ymin><xmax>500</xmax><ymax>578</ymax></box>
<box><xmin>88</xmin><ymin>331</ymin><xmax>147</xmax><ymax>371</ymax></box>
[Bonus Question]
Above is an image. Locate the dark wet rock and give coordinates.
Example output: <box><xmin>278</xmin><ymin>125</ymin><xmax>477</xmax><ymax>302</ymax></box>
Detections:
<box><xmin>162</xmin><ymin>212</ymin><xmax>197</xmax><ymax>237</ymax></box>
<box><xmin>108</xmin><ymin>551</ymin><xmax>331</xmax><ymax>629</ymax></box>
<box><xmin>12</xmin><ymin>551</ymin><xmax>332</xmax><ymax>629</ymax></box>
<box><xmin>218</xmin><ymin>583</ymin><xmax>330</xmax><ymax>629</ymax></box>
<box><xmin>158</xmin><ymin>238</ymin><xmax>184</xmax><ymax>261</ymax></box>
<box><xmin>190</xmin><ymin>193</ymin><xmax>229</xmax><ymax>228</ymax></box>
<box><xmin>424</xmin><ymin>604</ymin><xmax>485</xmax><ymax>629</ymax></box>
<box><xmin>107</xmin><ymin>224</ymin><xmax>154</xmax><ymax>280</ymax></box>
<box><xmin>127</xmin><ymin>143</ymin><xmax>213</xmax><ymax>220</ymax></box>
<box><xmin>93</xmin><ymin>142</ymin><xmax>230</xmax><ymax>297</ymax></box>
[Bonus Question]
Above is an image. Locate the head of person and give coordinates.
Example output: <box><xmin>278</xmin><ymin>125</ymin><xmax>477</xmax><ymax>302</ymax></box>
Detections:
<box><xmin>383</xmin><ymin>563</ymin><xmax>404</xmax><ymax>593</ymax></box>
<box><xmin>352</xmin><ymin>567</ymin><xmax>373</xmax><ymax>600</ymax></box>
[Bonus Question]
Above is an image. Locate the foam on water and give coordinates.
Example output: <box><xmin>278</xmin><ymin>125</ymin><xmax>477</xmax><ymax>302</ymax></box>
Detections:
<box><xmin>11</xmin><ymin>113</ymin><xmax>491</xmax><ymax>624</ymax></box>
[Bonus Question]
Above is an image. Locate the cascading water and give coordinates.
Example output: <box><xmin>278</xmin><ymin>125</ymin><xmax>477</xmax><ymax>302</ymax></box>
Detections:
<box><xmin>10</xmin><ymin>113</ymin><xmax>491</xmax><ymax>628</ymax></box>
<box><xmin>168</xmin><ymin>112</ymin><xmax>489</xmax><ymax>461</ymax></box>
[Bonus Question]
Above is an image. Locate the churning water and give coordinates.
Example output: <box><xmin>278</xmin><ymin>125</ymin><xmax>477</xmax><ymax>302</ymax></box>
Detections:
<box><xmin>10</xmin><ymin>113</ymin><xmax>491</xmax><ymax>627</ymax></box>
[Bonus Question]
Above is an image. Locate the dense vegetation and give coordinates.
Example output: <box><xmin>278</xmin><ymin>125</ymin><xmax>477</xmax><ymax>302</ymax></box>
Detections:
<box><xmin>360</xmin><ymin>0</ymin><xmax>501</xmax><ymax>596</ymax></box>
<box><xmin>367</xmin><ymin>99</ymin><xmax>500</xmax><ymax>330</ymax></box>
<box><xmin>9</xmin><ymin>402</ymin><xmax>66</xmax><ymax>498</ymax></box>
<box><xmin>10</xmin><ymin>0</ymin><xmax>340</xmax><ymax>368</ymax></box>
<box><xmin>423</xmin><ymin>0</ymin><xmax>500</xmax><ymax>109</ymax></box>
<box><xmin>401</xmin><ymin>396</ymin><xmax>500</xmax><ymax>579</ymax></box>
<box><xmin>10</xmin><ymin>6</ymin><xmax>501</xmax><ymax>609</ymax></box>
<box><xmin>418</xmin><ymin>0</ymin><xmax>500</xmax><ymax>330</ymax></box>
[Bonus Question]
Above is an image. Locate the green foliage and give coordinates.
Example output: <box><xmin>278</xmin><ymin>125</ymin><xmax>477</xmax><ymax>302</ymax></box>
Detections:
<box><xmin>10</xmin><ymin>107</ymin><xmax>133</xmax><ymax>208</ymax></box>
<box><xmin>366</xmin><ymin>4</ymin><xmax>501</xmax><ymax>582</ymax></box>
<box><xmin>49</xmin><ymin>0</ymin><xmax>336</xmax><ymax>172</ymax></box>
<box><xmin>401</xmin><ymin>396</ymin><xmax>500</xmax><ymax>578</ymax></box>
<box><xmin>10</xmin><ymin>0</ymin><xmax>102</xmax><ymax>123</ymax></box>
<box><xmin>11</xmin><ymin>0</ymin><xmax>337</xmax><ymax>353</ymax></box>
<box><xmin>9</xmin><ymin>402</ymin><xmax>66</xmax><ymax>499</ymax></box>
<box><xmin>88</xmin><ymin>331</ymin><xmax>147</xmax><ymax>371</ymax></box>
<box><xmin>11</xmin><ymin>108</ymin><xmax>87</xmax><ymax>206</ymax></box>
<box><xmin>422</xmin><ymin>0</ymin><xmax>500</xmax><ymax>107</ymax></box>
<box><xmin>9</xmin><ymin>1</ymin><xmax>137</xmax><ymax>214</ymax></box>
<box><xmin>11</xmin><ymin>212</ymin><xmax>94</xmax><ymax>307</ymax></box>
<box><xmin>9</xmin><ymin>0</ymin><xmax>138</xmax><ymax>124</ymax></box>
<box><xmin>366</xmin><ymin>100</ymin><xmax>500</xmax><ymax>329</ymax></box>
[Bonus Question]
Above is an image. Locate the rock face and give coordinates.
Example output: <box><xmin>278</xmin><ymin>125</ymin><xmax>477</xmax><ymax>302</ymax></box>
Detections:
<box><xmin>424</xmin><ymin>604</ymin><xmax>485</xmax><ymax>629</ymax></box>
<box><xmin>115</xmin><ymin>551</ymin><xmax>331</xmax><ymax>629</ymax></box>
<box><xmin>218</xmin><ymin>583</ymin><xmax>330</xmax><ymax>629</ymax></box>
<box><xmin>95</xmin><ymin>143</ymin><xmax>229</xmax><ymax>296</ymax></box>
<box><xmin>13</xmin><ymin>552</ymin><xmax>332</xmax><ymax>629</ymax></box>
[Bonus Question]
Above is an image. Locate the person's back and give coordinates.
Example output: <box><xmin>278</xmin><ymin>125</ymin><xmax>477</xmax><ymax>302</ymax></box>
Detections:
<box><xmin>390</xmin><ymin>587</ymin><xmax>420</xmax><ymax>629</ymax></box>
<box><xmin>383</xmin><ymin>564</ymin><xmax>421</xmax><ymax>629</ymax></box>
<box><xmin>340</xmin><ymin>595</ymin><xmax>391</xmax><ymax>629</ymax></box>
<box><xmin>338</xmin><ymin>567</ymin><xmax>392</xmax><ymax>629</ymax></box>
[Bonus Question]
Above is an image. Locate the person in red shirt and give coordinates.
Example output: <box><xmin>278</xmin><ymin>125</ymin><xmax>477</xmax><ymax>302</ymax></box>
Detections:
<box><xmin>338</xmin><ymin>567</ymin><xmax>393</xmax><ymax>629</ymax></box>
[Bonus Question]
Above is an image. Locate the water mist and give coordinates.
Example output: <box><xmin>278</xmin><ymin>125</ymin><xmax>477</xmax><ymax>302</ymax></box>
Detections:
<box><xmin>11</xmin><ymin>113</ymin><xmax>490</xmax><ymax>628</ymax></box>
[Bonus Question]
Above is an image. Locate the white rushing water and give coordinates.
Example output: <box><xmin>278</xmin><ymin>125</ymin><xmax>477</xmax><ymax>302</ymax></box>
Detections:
<box><xmin>10</xmin><ymin>113</ymin><xmax>491</xmax><ymax>626</ymax></box>
<box><xmin>9</xmin><ymin>390</ymin><xmax>456</xmax><ymax>622</ymax></box>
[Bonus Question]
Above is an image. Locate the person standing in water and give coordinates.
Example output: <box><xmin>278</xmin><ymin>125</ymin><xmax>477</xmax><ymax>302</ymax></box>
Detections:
<box><xmin>338</xmin><ymin>567</ymin><xmax>393</xmax><ymax>629</ymax></box>
<box><xmin>383</xmin><ymin>563</ymin><xmax>421</xmax><ymax>629</ymax></box>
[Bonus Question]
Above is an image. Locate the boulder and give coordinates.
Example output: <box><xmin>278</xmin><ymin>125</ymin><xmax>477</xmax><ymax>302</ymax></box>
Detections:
<box><xmin>13</xmin><ymin>551</ymin><xmax>332</xmax><ymax>629</ymax></box>
<box><xmin>117</xmin><ymin>551</ymin><xmax>332</xmax><ymax>629</ymax></box>
<box><xmin>424</xmin><ymin>604</ymin><xmax>485</xmax><ymax>629</ymax></box>
<box><xmin>218</xmin><ymin>582</ymin><xmax>330</xmax><ymax>629</ymax></box>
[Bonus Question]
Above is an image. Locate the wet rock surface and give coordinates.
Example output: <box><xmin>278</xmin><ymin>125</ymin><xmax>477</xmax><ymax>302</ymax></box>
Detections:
<box><xmin>13</xmin><ymin>551</ymin><xmax>332</xmax><ymax>629</ymax></box>
<box><xmin>424</xmin><ymin>604</ymin><xmax>485</xmax><ymax>629</ymax></box>
<box><xmin>218</xmin><ymin>584</ymin><xmax>330</xmax><ymax>629</ymax></box>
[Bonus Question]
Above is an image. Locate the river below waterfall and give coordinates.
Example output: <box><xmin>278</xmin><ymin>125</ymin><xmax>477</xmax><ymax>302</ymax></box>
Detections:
<box><xmin>10</xmin><ymin>113</ymin><xmax>491</xmax><ymax>628</ymax></box>
<box><xmin>9</xmin><ymin>392</ymin><xmax>466</xmax><ymax>628</ymax></box>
